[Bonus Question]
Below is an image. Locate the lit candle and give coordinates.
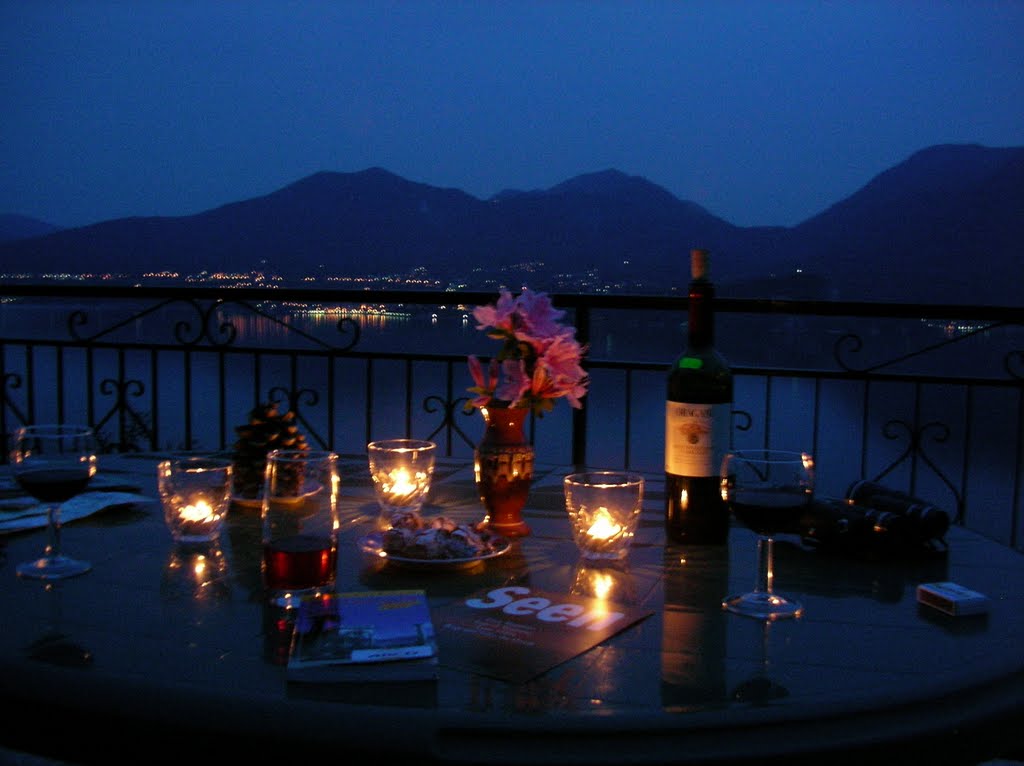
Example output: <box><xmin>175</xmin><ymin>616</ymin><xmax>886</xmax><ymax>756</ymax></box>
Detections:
<box><xmin>386</xmin><ymin>467</ymin><xmax>416</xmax><ymax>497</ymax></box>
<box><xmin>169</xmin><ymin>498</ymin><xmax>223</xmax><ymax>542</ymax></box>
<box><xmin>587</xmin><ymin>507</ymin><xmax>623</xmax><ymax>541</ymax></box>
<box><xmin>179</xmin><ymin>500</ymin><xmax>217</xmax><ymax>523</ymax></box>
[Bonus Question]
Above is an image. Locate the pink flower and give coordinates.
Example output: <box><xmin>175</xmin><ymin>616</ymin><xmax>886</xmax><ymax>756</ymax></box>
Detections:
<box><xmin>472</xmin><ymin>290</ymin><xmax>517</xmax><ymax>333</ymax></box>
<box><xmin>466</xmin><ymin>354</ymin><xmax>499</xmax><ymax>409</ymax></box>
<box><xmin>465</xmin><ymin>289</ymin><xmax>589</xmax><ymax>417</ymax></box>
<box><xmin>493</xmin><ymin>359</ymin><xmax>529</xmax><ymax>405</ymax></box>
<box><xmin>512</xmin><ymin>289</ymin><xmax>566</xmax><ymax>338</ymax></box>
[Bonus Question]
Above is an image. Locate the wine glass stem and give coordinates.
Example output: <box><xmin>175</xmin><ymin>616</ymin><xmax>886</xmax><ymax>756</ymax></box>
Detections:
<box><xmin>45</xmin><ymin>504</ymin><xmax>62</xmax><ymax>559</ymax></box>
<box><xmin>755</xmin><ymin>536</ymin><xmax>775</xmax><ymax>595</ymax></box>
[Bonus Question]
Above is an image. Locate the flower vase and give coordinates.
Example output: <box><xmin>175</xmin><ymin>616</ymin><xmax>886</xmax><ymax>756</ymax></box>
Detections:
<box><xmin>475</xmin><ymin>406</ymin><xmax>534</xmax><ymax>538</ymax></box>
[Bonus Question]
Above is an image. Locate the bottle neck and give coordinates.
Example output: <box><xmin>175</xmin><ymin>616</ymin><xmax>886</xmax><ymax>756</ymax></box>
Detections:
<box><xmin>687</xmin><ymin>279</ymin><xmax>715</xmax><ymax>348</ymax></box>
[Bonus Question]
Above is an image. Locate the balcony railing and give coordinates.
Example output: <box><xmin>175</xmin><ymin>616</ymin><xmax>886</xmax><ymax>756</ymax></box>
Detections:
<box><xmin>1</xmin><ymin>284</ymin><xmax>1021</xmax><ymax>550</ymax></box>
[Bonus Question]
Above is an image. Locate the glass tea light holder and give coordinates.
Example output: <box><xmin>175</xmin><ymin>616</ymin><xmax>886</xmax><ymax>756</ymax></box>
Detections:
<box><xmin>157</xmin><ymin>457</ymin><xmax>233</xmax><ymax>543</ymax></box>
<box><xmin>564</xmin><ymin>471</ymin><xmax>645</xmax><ymax>561</ymax></box>
<box><xmin>367</xmin><ymin>439</ymin><xmax>436</xmax><ymax>519</ymax></box>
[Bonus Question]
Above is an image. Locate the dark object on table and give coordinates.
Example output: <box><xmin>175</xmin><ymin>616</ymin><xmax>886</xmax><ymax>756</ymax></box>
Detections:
<box><xmin>798</xmin><ymin>497</ymin><xmax>947</xmax><ymax>559</ymax></box>
<box><xmin>846</xmin><ymin>480</ymin><xmax>952</xmax><ymax>542</ymax></box>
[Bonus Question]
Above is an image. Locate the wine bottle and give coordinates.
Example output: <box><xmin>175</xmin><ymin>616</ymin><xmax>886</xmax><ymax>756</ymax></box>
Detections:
<box><xmin>664</xmin><ymin>248</ymin><xmax>733</xmax><ymax>544</ymax></box>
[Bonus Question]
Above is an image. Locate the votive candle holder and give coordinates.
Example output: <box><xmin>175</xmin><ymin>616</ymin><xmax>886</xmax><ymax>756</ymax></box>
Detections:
<box><xmin>157</xmin><ymin>457</ymin><xmax>233</xmax><ymax>543</ymax></box>
<box><xmin>367</xmin><ymin>439</ymin><xmax>436</xmax><ymax>519</ymax></box>
<box><xmin>564</xmin><ymin>471</ymin><xmax>645</xmax><ymax>561</ymax></box>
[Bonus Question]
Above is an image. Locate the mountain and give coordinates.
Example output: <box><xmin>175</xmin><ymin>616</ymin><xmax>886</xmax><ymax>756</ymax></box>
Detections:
<box><xmin>0</xmin><ymin>214</ymin><xmax>61</xmax><ymax>242</ymax></box>
<box><xmin>776</xmin><ymin>144</ymin><xmax>1024</xmax><ymax>302</ymax></box>
<box><xmin>0</xmin><ymin>145</ymin><xmax>1020</xmax><ymax>304</ymax></box>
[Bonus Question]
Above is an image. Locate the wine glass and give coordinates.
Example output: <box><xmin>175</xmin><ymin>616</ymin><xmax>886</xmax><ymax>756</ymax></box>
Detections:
<box><xmin>10</xmin><ymin>424</ymin><xmax>98</xmax><ymax>580</ymax></box>
<box><xmin>721</xmin><ymin>449</ymin><xmax>814</xmax><ymax>620</ymax></box>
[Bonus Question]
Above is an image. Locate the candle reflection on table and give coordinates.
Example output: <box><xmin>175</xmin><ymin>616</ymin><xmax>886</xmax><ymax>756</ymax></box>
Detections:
<box><xmin>161</xmin><ymin>543</ymin><xmax>230</xmax><ymax>604</ymax></box>
<box><xmin>571</xmin><ymin>560</ymin><xmax>638</xmax><ymax>604</ymax></box>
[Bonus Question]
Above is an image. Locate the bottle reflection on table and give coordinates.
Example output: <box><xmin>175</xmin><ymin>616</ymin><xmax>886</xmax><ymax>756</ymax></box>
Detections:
<box><xmin>660</xmin><ymin>545</ymin><xmax>729</xmax><ymax>710</ymax></box>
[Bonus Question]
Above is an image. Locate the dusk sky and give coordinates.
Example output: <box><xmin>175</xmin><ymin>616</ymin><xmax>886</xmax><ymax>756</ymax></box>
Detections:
<box><xmin>2</xmin><ymin>1</ymin><xmax>1022</xmax><ymax>230</ymax></box>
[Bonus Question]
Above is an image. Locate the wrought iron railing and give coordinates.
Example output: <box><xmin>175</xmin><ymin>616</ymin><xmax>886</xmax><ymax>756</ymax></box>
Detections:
<box><xmin>1</xmin><ymin>284</ymin><xmax>1021</xmax><ymax>550</ymax></box>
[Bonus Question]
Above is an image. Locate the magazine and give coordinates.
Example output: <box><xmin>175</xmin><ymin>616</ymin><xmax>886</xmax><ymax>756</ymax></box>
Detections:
<box><xmin>434</xmin><ymin>584</ymin><xmax>654</xmax><ymax>683</ymax></box>
<box><xmin>287</xmin><ymin>589</ymin><xmax>439</xmax><ymax>684</ymax></box>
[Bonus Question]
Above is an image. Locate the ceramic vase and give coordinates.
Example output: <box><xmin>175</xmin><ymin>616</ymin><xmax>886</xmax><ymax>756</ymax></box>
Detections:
<box><xmin>474</xmin><ymin>406</ymin><xmax>534</xmax><ymax>537</ymax></box>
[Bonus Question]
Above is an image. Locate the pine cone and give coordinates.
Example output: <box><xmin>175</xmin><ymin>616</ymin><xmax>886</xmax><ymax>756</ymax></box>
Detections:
<box><xmin>231</xmin><ymin>402</ymin><xmax>309</xmax><ymax>499</ymax></box>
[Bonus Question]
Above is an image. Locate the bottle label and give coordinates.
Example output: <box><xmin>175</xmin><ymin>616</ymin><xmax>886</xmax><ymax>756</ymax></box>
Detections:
<box><xmin>665</xmin><ymin>401</ymin><xmax>729</xmax><ymax>476</ymax></box>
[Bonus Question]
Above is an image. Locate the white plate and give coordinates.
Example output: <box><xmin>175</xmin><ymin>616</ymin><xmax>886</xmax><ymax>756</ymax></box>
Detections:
<box><xmin>357</xmin><ymin>530</ymin><xmax>511</xmax><ymax>571</ymax></box>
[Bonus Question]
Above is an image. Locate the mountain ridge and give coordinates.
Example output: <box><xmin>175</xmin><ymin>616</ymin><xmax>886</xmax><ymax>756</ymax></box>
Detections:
<box><xmin>1</xmin><ymin>144</ymin><xmax>1020</xmax><ymax>304</ymax></box>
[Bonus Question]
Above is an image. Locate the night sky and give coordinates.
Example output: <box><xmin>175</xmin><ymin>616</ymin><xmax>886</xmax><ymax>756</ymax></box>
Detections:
<box><xmin>2</xmin><ymin>0</ymin><xmax>1022</xmax><ymax>229</ymax></box>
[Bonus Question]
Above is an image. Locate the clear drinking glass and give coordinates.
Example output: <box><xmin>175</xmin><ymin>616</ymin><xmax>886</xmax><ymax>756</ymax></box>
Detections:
<box><xmin>11</xmin><ymin>424</ymin><xmax>98</xmax><ymax>580</ymax></box>
<box><xmin>367</xmin><ymin>438</ymin><xmax>436</xmax><ymax>520</ymax></box>
<box><xmin>260</xmin><ymin>449</ymin><xmax>340</xmax><ymax>608</ymax></box>
<box><xmin>564</xmin><ymin>471</ymin><xmax>645</xmax><ymax>561</ymax></box>
<box><xmin>721</xmin><ymin>449</ymin><xmax>814</xmax><ymax>620</ymax></box>
<box><xmin>157</xmin><ymin>456</ymin><xmax>232</xmax><ymax>543</ymax></box>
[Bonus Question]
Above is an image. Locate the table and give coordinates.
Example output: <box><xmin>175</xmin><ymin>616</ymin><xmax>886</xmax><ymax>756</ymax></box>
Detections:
<box><xmin>0</xmin><ymin>453</ymin><xmax>1021</xmax><ymax>765</ymax></box>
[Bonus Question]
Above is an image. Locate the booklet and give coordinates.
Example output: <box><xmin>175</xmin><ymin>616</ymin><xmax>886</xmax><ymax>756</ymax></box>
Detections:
<box><xmin>434</xmin><ymin>584</ymin><xmax>654</xmax><ymax>683</ymax></box>
<box><xmin>287</xmin><ymin>589</ymin><xmax>439</xmax><ymax>684</ymax></box>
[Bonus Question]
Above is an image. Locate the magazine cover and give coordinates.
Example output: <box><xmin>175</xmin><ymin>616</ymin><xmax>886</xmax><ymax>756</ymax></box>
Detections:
<box><xmin>287</xmin><ymin>590</ymin><xmax>438</xmax><ymax>683</ymax></box>
<box><xmin>434</xmin><ymin>584</ymin><xmax>653</xmax><ymax>683</ymax></box>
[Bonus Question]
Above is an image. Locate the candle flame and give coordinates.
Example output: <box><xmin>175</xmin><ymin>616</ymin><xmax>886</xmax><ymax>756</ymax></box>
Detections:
<box><xmin>180</xmin><ymin>500</ymin><xmax>216</xmax><ymax>523</ymax></box>
<box><xmin>386</xmin><ymin>467</ymin><xmax>417</xmax><ymax>496</ymax></box>
<box><xmin>586</xmin><ymin>507</ymin><xmax>623</xmax><ymax>540</ymax></box>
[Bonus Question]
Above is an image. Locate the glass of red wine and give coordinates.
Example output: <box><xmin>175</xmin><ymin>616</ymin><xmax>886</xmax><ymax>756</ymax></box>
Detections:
<box><xmin>11</xmin><ymin>424</ymin><xmax>98</xmax><ymax>580</ymax></box>
<box><xmin>721</xmin><ymin>449</ymin><xmax>814</xmax><ymax>620</ymax></box>
<box><xmin>261</xmin><ymin>449</ymin><xmax>340</xmax><ymax>608</ymax></box>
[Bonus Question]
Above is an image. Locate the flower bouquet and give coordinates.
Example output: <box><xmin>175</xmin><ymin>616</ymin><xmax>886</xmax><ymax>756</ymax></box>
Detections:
<box><xmin>465</xmin><ymin>288</ymin><xmax>589</xmax><ymax>416</ymax></box>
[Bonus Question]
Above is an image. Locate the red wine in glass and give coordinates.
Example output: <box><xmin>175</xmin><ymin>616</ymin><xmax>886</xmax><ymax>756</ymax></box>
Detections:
<box><xmin>728</xmin><ymin>487</ymin><xmax>809</xmax><ymax>536</ymax></box>
<box><xmin>262</xmin><ymin>533</ymin><xmax>337</xmax><ymax>592</ymax></box>
<box><xmin>16</xmin><ymin>468</ymin><xmax>93</xmax><ymax>504</ymax></box>
<box><xmin>11</xmin><ymin>424</ymin><xmax>98</xmax><ymax>580</ymax></box>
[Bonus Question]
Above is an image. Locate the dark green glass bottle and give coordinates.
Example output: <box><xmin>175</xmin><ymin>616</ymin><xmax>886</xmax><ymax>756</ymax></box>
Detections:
<box><xmin>664</xmin><ymin>248</ymin><xmax>733</xmax><ymax>544</ymax></box>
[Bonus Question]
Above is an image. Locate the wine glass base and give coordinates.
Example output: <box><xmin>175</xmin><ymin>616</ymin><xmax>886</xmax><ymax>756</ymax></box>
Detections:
<box><xmin>16</xmin><ymin>555</ymin><xmax>92</xmax><ymax>581</ymax></box>
<box><xmin>722</xmin><ymin>591</ymin><xmax>803</xmax><ymax>620</ymax></box>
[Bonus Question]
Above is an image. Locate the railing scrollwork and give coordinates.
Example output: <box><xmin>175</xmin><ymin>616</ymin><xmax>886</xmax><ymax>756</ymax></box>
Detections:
<box><xmin>266</xmin><ymin>385</ymin><xmax>324</xmax><ymax>449</ymax></box>
<box><xmin>67</xmin><ymin>297</ymin><xmax>363</xmax><ymax>352</ymax></box>
<box><xmin>835</xmin><ymin>320</ymin><xmax>1019</xmax><ymax>376</ymax></box>
<box><xmin>423</xmin><ymin>394</ymin><xmax>477</xmax><ymax>453</ymax></box>
<box><xmin>1006</xmin><ymin>349</ymin><xmax>1024</xmax><ymax>380</ymax></box>
<box><xmin>869</xmin><ymin>419</ymin><xmax>963</xmax><ymax>524</ymax></box>
<box><xmin>94</xmin><ymin>377</ymin><xmax>151</xmax><ymax>453</ymax></box>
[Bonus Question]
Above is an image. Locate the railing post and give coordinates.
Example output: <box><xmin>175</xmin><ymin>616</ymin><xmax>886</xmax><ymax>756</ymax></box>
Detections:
<box><xmin>572</xmin><ymin>304</ymin><xmax>590</xmax><ymax>470</ymax></box>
